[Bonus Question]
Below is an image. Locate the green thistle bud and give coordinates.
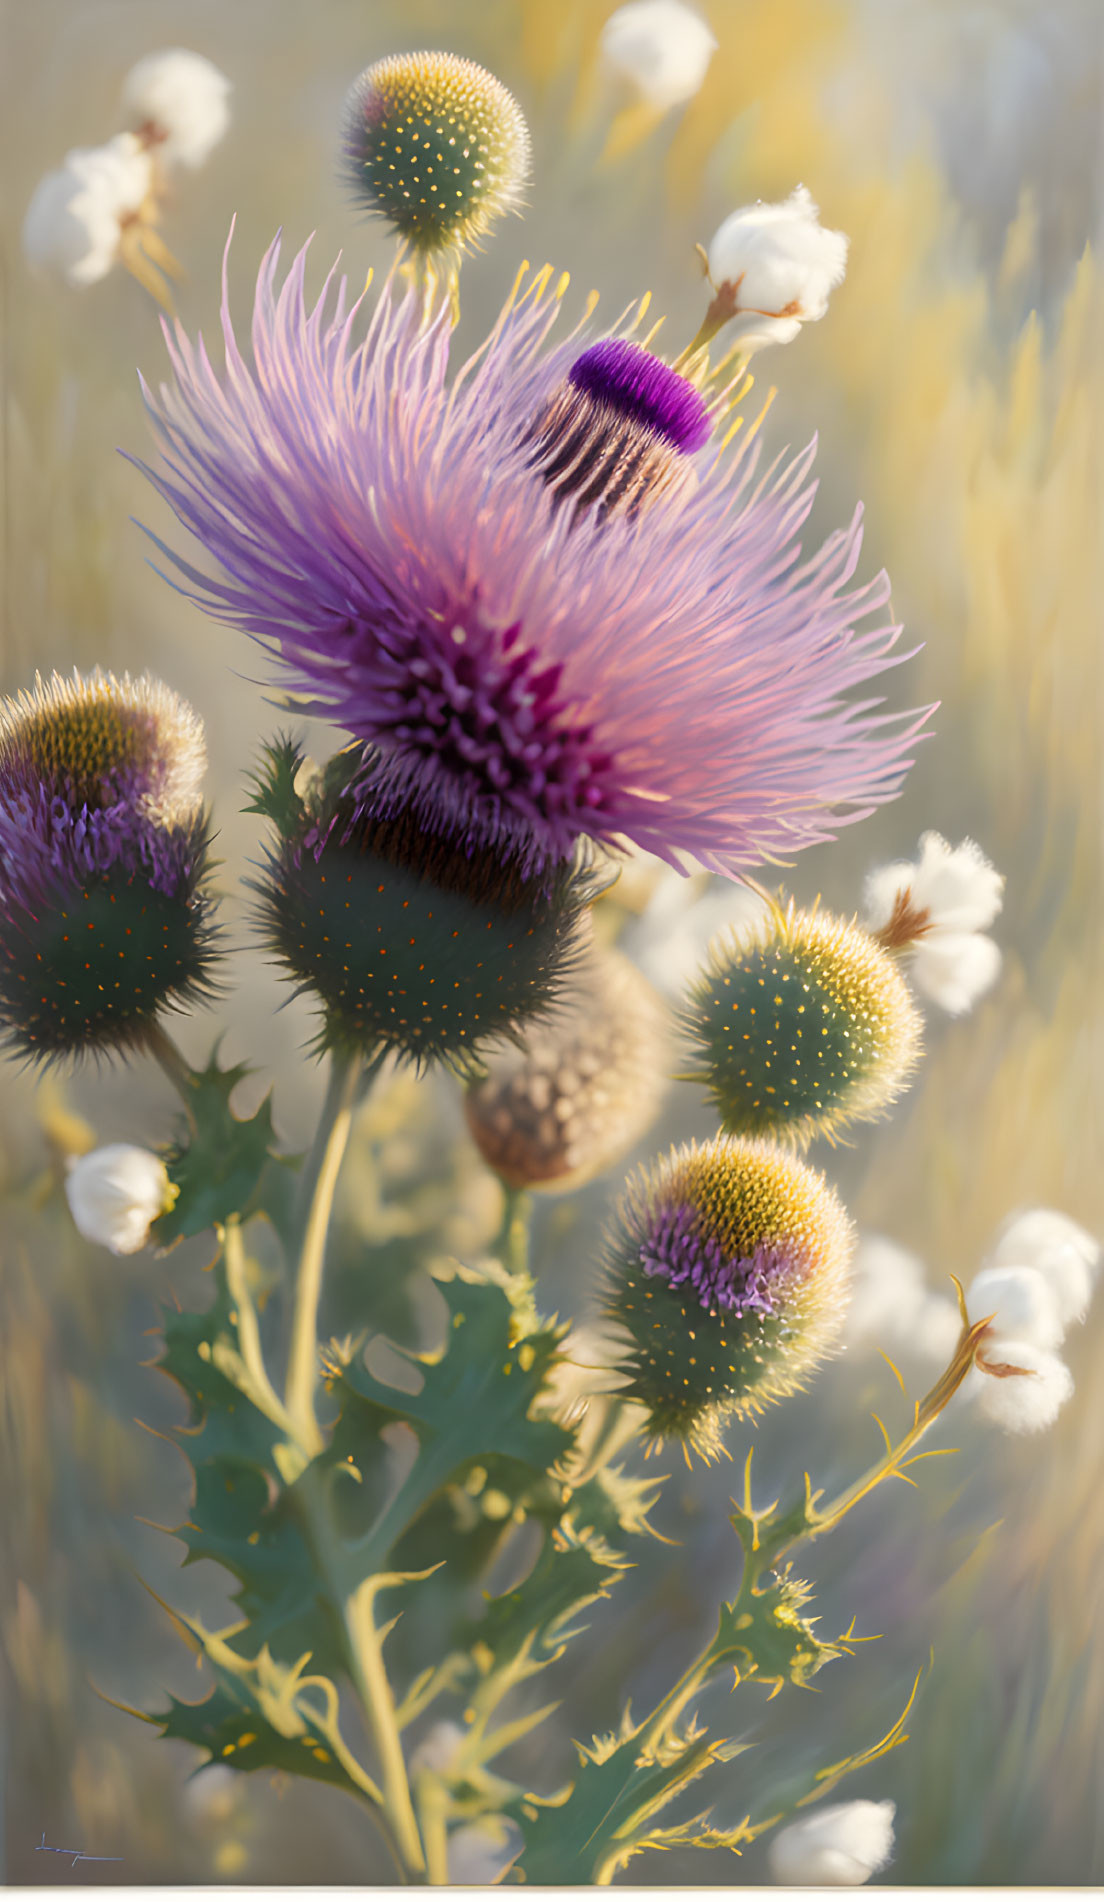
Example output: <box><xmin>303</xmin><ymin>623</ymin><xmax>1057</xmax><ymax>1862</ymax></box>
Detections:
<box><xmin>681</xmin><ymin>900</ymin><xmax>921</xmax><ymax>1148</ymax></box>
<box><xmin>251</xmin><ymin>741</ymin><xmax>599</xmax><ymax>1075</ymax></box>
<box><xmin>464</xmin><ymin>944</ymin><xmax>671</xmax><ymax>1192</ymax></box>
<box><xmin>606</xmin><ymin>1136</ymin><xmax>854</xmax><ymax>1455</ymax></box>
<box><xmin>342</xmin><ymin>51</ymin><xmax>530</xmax><ymax>256</ymax></box>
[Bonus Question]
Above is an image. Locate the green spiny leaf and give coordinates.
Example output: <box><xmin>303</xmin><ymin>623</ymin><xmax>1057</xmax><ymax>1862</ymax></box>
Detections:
<box><xmin>155</xmin><ymin>1047</ymin><xmax>278</xmax><ymax>1242</ymax></box>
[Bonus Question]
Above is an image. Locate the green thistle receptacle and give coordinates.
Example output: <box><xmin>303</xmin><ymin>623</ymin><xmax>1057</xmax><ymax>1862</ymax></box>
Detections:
<box><xmin>682</xmin><ymin>899</ymin><xmax>921</xmax><ymax>1148</ymax></box>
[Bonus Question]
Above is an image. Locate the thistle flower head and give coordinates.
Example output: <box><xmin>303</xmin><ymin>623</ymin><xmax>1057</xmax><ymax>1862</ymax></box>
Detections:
<box><xmin>464</xmin><ymin>943</ymin><xmax>671</xmax><ymax>1191</ymax></box>
<box><xmin>138</xmin><ymin>238</ymin><xmax>928</xmax><ymax>879</ymax></box>
<box><xmin>0</xmin><ymin>670</ymin><xmax>216</xmax><ymax>1062</ymax></box>
<box><xmin>250</xmin><ymin>739</ymin><xmax>597</xmax><ymax>1074</ymax></box>
<box><xmin>605</xmin><ymin>1135</ymin><xmax>853</xmax><ymax>1453</ymax></box>
<box><xmin>682</xmin><ymin>900</ymin><xmax>922</xmax><ymax>1147</ymax></box>
<box><xmin>342</xmin><ymin>52</ymin><xmax>529</xmax><ymax>255</ymax></box>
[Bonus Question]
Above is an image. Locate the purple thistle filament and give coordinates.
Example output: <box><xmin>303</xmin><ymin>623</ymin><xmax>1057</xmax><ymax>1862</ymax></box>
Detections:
<box><xmin>640</xmin><ymin>1203</ymin><xmax>779</xmax><ymax>1317</ymax></box>
<box><xmin>136</xmin><ymin>236</ymin><xmax>931</xmax><ymax>876</ymax></box>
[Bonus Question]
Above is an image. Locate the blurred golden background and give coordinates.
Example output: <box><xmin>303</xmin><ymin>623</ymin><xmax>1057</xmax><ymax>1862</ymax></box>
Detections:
<box><xmin>2</xmin><ymin>0</ymin><xmax>1101</xmax><ymax>1884</ymax></box>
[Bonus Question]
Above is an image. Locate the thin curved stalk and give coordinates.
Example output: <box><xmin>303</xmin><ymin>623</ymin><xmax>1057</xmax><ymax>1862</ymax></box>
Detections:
<box><xmin>285</xmin><ymin>1052</ymin><xmax>362</xmax><ymax>1454</ymax></box>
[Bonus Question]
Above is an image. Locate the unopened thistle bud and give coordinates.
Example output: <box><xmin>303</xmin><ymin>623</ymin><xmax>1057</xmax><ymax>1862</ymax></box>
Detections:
<box><xmin>0</xmin><ymin>670</ymin><xmax>217</xmax><ymax>1062</ymax></box>
<box><xmin>65</xmin><ymin>1142</ymin><xmax>177</xmax><ymax>1254</ymax></box>
<box><xmin>605</xmin><ymin>1135</ymin><xmax>854</xmax><ymax>1454</ymax></box>
<box><xmin>464</xmin><ymin>944</ymin><xmax>671</xmax><ymax>1192</ymax></box>
<box><xmin>681</xmin><ymin>900</ymin><xmax>921</xmax><ymax>1148</ymax></box>
<box><xmin>251</xmin><ymin>741</ymin><xmax>597</xmax><ymax>1075</ymax></box>
<box><xmin>530</xmin><ymin>338</ymin><xmax>712</xmax><ymax>519</ymax></box>
<box><xmin>342</xmin><ymin>51</ymin><xmax>530</xmax><ymax>256</ymax></box>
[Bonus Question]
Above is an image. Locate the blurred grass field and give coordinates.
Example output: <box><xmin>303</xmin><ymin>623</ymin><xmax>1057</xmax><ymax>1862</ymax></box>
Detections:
<box><xmin>2</xmin><ymin>0</ymin><xmax>1102</xmax><ymax>1884</ymax></box>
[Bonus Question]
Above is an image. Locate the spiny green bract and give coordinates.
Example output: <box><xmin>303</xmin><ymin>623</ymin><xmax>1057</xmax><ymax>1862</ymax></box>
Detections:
<box><xmin>343</xmin><ymin>51</ymin><xmax>530</xmax><ymax>255</ymax></box>
<box><xmin>682</xmin><ymin>899</ymin><xmax>921</xmax><ymax>1147</ymax></box>
<box><xmin>605</xmin><ymin>1136</ymin><xmax>854</xmax><ymax>1456</ymax></box>
<box><xmin>250</xmin><ymin>740</ymin><xmax>598</xmax><ymax>1075</ymax></box>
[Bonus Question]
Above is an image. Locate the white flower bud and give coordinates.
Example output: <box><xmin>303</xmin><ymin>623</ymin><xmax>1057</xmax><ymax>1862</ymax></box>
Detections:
<box><xmin>989</xmin><ymin>1208</ymin><xmax>1099</xmax><ymax>1326</ymax></box>
<box><xmin>908</xmin><ymin>930</ymin><xmax>1002</xmax><ymax>1015</ymax></box>
<box><xmin>768</xmin><ymin>1799</ymin><xmax>895</xmax><ymax>1886</ymax></box>
<box><xmin>446</xmin><ymin>1820</ymin><xmax>520</xmax><ymax>1885</ymax></box>
<box><xmin>865</xmin><ymin>832</ymin><xmax>1004</xmax><ymax>935</ymax></box>
<box><xmin>846</xmin><ymin>1235</ymin><xmax>927</xmax><ymax>1342</ymax></box>
<box><xmin>912</xmin><ymin>1292</ymin><xmax>963</xmax><ymax>1362</ymax></box>
<box><xmin>65</xmin><ymin>1143</ymin><xmax>176</xmax><ymax>1255</ymax></box>
<box><xmin>973</xmin><ymin>1340</ymin><xmax>1073</xmax><ymax>1435</ymax></box>
<box><xmin>122</xmin><ymin>49</ymin><xmax>232</xmax><ymax>170</ymax></box>
<box><xmin>707</xmin><ymin>186</ymin><xmax>848</xmax><ymax>352</ymax></box>
<box><xmin>409</xmin><ymin>1721</ymin><xmax>465</xmax><ymax>1776</ymax></box>
<box><xmin>599</xmin><ymin>1</ymin><xmax>718</xmax><ymax>111</ymax></box>
<box><xmin>23</xmin><ymin>134</ymin><xmax>152</xmax><ymax>286</ymax></box>
<box><xmin>968</xmin><ymin>1265</ymin><xmax>1064</xmax><ymax>1352</ymax></box>
<box><xmin>622</xmin><ymin>864</ymin><xmax>768</xmax><ymax>1001</ymax></box>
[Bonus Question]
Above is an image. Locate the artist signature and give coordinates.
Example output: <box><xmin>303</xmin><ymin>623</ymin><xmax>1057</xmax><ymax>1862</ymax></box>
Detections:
<box><xmin>35</xmin><ymin>1831</ymin><xmax>123</xmax><ymax>1868</ymax></box>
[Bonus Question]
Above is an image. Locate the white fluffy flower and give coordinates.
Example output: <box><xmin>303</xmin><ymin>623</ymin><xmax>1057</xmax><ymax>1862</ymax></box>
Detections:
<box><xmin>706</xmin><ymin>185</ymin><xmax>848</xmax><ymax>351</ymax></box>
<box><xmin>599</xmin><ymin>1</ymin><xmax>718</xmax><ymax>111</ymax></box>
<box><xmin>768</xmin><ymin>1800</ymin><xmax>896</xmax><ymax>1886</ymax></box>
<box><xmin>620</xmin><ymin>863</ymin><xmax>768</xmax><ymax>1001</ymax></box>
<box><xmin>864</xmin><ymin>832</ymin><xmax>1004</xmax><ymax>936</ymax></box>
<box><xmin>864</xmin><ymin>833</ymin><xmax>1004</xmax><ymax>1016</ymax></box>
<box><xmin>447</xmin><ymin>1820</ymin><xmax>520</xmax><ymax>1885</ymax></box>
<box><xmin>974</xmin><ymin>1340</ymin><xmax>1074</xmax><ymax>1435</ymax></box>
<box><xmin>122</xmin><ymin>49</ymin><xmax>232</xmax><ymax>170</ymax></box>
<box><xmin>23</xmin><ymin>133</ymin><xmax>152</xmax><ymax>285</ymax></box>
<box><xmin>968</xmin><ymin>1265</ymin><xmax>1064</xmax><ymax>1352</ymax></box>
<box><xmin>846</xmin><ymin>1235</ymin><xmax>960</xmax><ymax>1362</ymax></box>
<box><xmin>908</xmin><ymin>930</ymin><xmax>1002</xmax><ymax>1016</ymax></box>
<box><xmin>989</xmin><ymin>1208</ymin><xmax>1099</xmax><ymax>1327</ymax></box>
<box><xmin>65</xmin><ymin>1143</ymin><xmax>175</xmax><ymax>1254</ymax></box>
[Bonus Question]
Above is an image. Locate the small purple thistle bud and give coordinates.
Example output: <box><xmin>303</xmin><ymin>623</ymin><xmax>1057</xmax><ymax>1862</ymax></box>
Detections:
<box><xmin>568</xmin><ymin>341</ymin><xmax>712</xmax><ymax>454</ymax></box>
<box><xmin>606</xmin><ymin>1135</ymin><xmax>854</xmax><ymax>1454</ymax></box>
<box><xmin>531</xmin><ymin>340</ymin><xmax>711</xmax><ymax>519</ymax></box>
<box><xmin>0</xmin><ymin>670</ymin><xmax>217</xmax><ymax>1063</ymax></box>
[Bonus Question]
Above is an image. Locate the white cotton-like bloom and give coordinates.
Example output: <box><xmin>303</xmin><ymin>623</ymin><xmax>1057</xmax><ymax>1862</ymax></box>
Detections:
<box><xmin>968</xmin><ymin>1265</ymin><xmax>1064</xmax><ymax>1352</ymax></box>
<box><xmin>768</xmin><ymin>1799</ymin><xmax>896</xmax><ymax>1886</ymax></box>
<box><xmin>989</xmin><ymin>1208</ymin><xmax>1099</xmax><ymax>1326</ymax></box>
<box><xmin>65</xmin><ymin>1143</ymin><xmax>176</xmax><ymax>1254</ymax></box>
<box><xmin>409</xmin><ymin>1721</ymin><xmax>465</xmax><ymax>1777</ymax></box>
<box><xmin>864</xmin><ymin>832</ymin><xmax>1004</xmax><ymax>936</ymax></box>
<box><xmin>22</xmin><ymin>134</ymin><xmax>152</xmax><ymax>285</ymax></box>
<box><xmin>974</xmin><ymin>1340</ymin><xmax>1073</xmax><ymax>1435</ymax></box>
<box><xmin>912</xmin><ymin>1292</ymin><xmax>963</xmax><ymax>1362</ymax></box>
<box><xmin>447</xmin><ymin>1820</ymin><xmax>521</xmax><ymax>1885</ymax></box>
<box><xmin>599</xmin><ymin>1</ymin><xmax>718</xmax><ymax>111</ymax></box>
<box><xmin>707</xmin><ymin>186</ymin><xmax>848</xmax><ymax>352</ymax></box>
<box><xmin>122</xmin><ymin>49</ymin><xmax>232</xmax><ymax>170</ymax></box>
<box><xmin>620</xmin><ymin>863</ymin><xmax>768</xmax><ymax>1001</ymax></box>
<box><xmin>846</xmin><ymin>1236</ymin><xmax>959</xmax><ymax>1362</ymax></box>
<box><xmin>908</xmin><ymin>930</ymin><xmax>1003</xmax><ymax>1015</ymax></box>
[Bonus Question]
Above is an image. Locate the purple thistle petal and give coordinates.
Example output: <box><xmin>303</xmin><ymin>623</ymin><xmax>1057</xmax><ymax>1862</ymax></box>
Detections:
<box><xmin>135</xmin><ymin>235</ymin><xmax>932</xmax><ymax>874</ymax></box>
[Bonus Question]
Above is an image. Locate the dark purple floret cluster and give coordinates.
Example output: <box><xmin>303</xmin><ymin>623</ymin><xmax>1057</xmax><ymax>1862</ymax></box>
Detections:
<box><xmin>567</xmin><ymin>340</ymin><xmax>713</xmax><ymax>453</ymax></box>
<box><xmin>639</xmin><ymin>1202</ymin><xmax>779</xmax><ymax>1318</ymax></box>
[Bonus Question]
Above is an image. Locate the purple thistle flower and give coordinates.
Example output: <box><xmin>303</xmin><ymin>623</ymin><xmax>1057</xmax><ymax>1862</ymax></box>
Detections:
<box><xmin>136</xmin><ymin>237</ymin><xmax>931</xmax><ymax>875</ymax></box>
<box><xmin>0</xmin><ymin>670</ymin><xmax>217</xmax><ymax>1061</ymax></box>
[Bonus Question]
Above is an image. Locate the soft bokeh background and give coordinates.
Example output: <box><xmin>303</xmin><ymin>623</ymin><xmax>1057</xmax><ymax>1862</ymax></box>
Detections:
<box><xmin>2</xmin><ymin>0</ymin><xmax>1101</xmax><ymax>1884</ymax></box>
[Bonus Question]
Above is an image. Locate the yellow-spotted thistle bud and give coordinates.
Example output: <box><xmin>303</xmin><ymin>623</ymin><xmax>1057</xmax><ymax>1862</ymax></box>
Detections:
<box><xmin>250</xmin><ymin>739</ymin><xmax>599</xmax><ymax>1076</ymax></box>
<box><xmin>606</xmin><ymin>1136</ymin><xmax>854</xmax><ymax>1454</ymax></box>
<box><xmin>342</xmin><ymin>52</ymin><xmax>530</xmax><ymax>257</ymax></box>
<box><xmin>0</xmin><ymin>670</ymin><xmax>217</xmax><ymax>1062</ymax></box>
<box><xmin>681</xmin><ymin>900</ymin><xmax>921</xmax><ymax>1148</ymax></box>
<box><xmin>464</xmin><ymin>944</ymin><xmax>671</xmax><ymax>1192</ymax></box>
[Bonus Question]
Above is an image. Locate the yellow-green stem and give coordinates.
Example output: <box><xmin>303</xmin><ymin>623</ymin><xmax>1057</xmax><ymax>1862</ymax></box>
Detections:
<box><xmin>286</xmin><ymin>1053</ymin><xmax>362</xmax><ymax>1453</ymax></box>
<box><xmin>222</xmin><ymin>1216</ymin><xmax>293</xmax><ymax>1435</ymax></box>
<box><xmin>346</xmin><ymin>1579</ymin><xmax>427</xmax><ymax>1879</ymax></box>
<box><xmin>145</xmin><ymin>1021</ymin><xmax>196</xmax><ymax>1129</ymax></box>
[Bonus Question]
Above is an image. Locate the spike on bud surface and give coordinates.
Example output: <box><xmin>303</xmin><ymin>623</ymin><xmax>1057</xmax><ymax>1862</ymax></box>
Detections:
<box><xmin>605</xmin><ymin>1135</ymin><xmax>854</xmax><ymax>1453</ymax></box>
<box><xmin>464</xmin><ymin>943</ymin><xmax>671</xmax><ymax>1192</ymax></box>
<box><xmin>0</xmin><ymin>670</ymin><xmax>217</xmax><ymax>1062</ymax></box>
<box><xmin>342</xmin><ymin>51</ymin><xmax>530</xmax><ymax>255</ymax></box>
<box><xmin>250</xmin><ymin>740</ymin><xmax>598</xmax><ymax>1074</ymax></box>
<box><xmin>682</xmin><ymin>900</ymin><xmax>921</xmax><ymax>1148</ymax></box>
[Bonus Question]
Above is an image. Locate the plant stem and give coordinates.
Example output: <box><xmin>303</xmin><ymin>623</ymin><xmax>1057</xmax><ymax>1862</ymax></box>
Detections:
<box><xmin>493</xmin><ymin>1183</ymin><xmax>532</xmax><ymax>1278</ymax></box>
<box><xmin>285</xmin><ymin>1052</ymin><xmax>362</xmax><ymax>1454</ymax></box>
<box><xmin>346</xmin><ymin>1579</ymin><xmax>427</xmax><ymax>1880</ymax></box>
<box><xmin>145</xmin><ymin>1021</ymin><xmax>197</xmax><ymax>1128</ymax></box>
<box><xmin>221</xmin><ymin>1216</ymin><xmax>294</xmax><ymax>1435</ymax></box>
